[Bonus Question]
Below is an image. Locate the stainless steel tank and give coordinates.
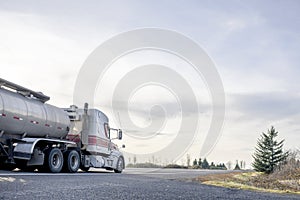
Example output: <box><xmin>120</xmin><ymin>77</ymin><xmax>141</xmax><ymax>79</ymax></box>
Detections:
<box><xmin>0</xmin><ymin>88</ymin><xmax>70</xmax><ymax>138</ymax></box>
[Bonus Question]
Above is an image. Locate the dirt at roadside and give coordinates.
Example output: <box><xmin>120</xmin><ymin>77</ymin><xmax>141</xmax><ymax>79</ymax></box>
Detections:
<box><xmin>191</xmin><ymin>171</ymin><xmax>300</xmax><ymax>194</ymax></box>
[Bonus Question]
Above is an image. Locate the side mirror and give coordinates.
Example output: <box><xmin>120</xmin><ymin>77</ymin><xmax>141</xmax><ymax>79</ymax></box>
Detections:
<box><xmin>118</xmin><ymin>129</ymin><xmax>122</xmax><ymax>140</ymax></box>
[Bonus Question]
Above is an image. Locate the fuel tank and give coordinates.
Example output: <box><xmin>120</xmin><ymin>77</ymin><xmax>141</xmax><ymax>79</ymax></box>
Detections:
<box><xmin>0</xmin><ymin>88</ymin><xmax>70</xmax><ymax>138</ymax></box>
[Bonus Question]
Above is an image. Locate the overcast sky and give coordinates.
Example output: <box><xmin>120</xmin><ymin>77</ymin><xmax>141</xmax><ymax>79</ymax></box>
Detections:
<box><xmin>1</xmin><ymin>0</ymin><xmax>300</xmax><ymax>167</ymax></box>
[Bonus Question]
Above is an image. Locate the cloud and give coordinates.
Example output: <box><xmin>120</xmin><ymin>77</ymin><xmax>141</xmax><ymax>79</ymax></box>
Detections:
<box><xmin>230</xmin><ymin>92</ymin><xmax>300</xmax><ymax>120</ymax></box>
<box><xmin>222</xmin><ymin>18</ymin><xmax>246</xmax><ymax>32</ymax></box>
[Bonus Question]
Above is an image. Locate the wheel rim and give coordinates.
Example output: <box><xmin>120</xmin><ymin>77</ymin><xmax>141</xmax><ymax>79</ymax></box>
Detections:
<box><xmin>52</xmin><ymin>153</ymin><xmax>61</xmax><ymax>169</ymax></box>
<box><xmin>118</xmin><ymin>159</ymin><xmax>123</xmax><ymax>171</ymax></box>
<box><xmin>70</xmin><ymin>154</ymin><xmax>79</xmax><ymax>170</ymax></box>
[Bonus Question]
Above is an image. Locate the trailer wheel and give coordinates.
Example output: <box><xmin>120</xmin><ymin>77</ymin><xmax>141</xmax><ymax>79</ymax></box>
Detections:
<box><xmin>114</xmin><ymin>157</ymin><xmax>124</xmax><ymax>173</ymax></box>
<box><xmin>44</xmin><ymin>148</ymin><xmax>63</xmax><ymax>173</ymax></box>
<box><xmin>63</xmin><ymin>150</ymin><xmax>80</xmax><ymax>173</ymax></box>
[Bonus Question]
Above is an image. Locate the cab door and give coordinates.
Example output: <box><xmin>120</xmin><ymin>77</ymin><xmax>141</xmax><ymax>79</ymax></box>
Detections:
<box><xmin>103</xmin><ymin>123</ymin><xmax>111</xmax><ymax>154</ymax></box>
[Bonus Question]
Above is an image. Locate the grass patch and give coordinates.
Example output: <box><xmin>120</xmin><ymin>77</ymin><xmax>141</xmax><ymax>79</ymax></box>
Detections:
<box><xmin>192</xmin><ymin>171</ymin><xmax>300</xmax><ymax>195</ymax></box>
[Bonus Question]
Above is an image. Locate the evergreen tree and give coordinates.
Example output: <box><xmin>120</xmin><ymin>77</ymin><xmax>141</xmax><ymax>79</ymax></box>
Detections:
<box><xmin>234</xmin><ymin>160</ymin><xmax>241</xmax><ymax>170</ymax></box>
<box><xmin>198</xmin><ymin>158</ymin><xmax>202</xmax><ymax>167</ymax></box>
<box><xmin>193</xmin><ymin>159</ymin><xmax>198</xmax><ymax>166</ymax></box>
<box><xmin>201</xmin><ymin>158</ymin><xmax>209</xmax><ymax>169</ymax></box>
<box><xmin>252</xmin><ymin>126</ymin><xmax>289</xmax><ymax>174</ymax></box>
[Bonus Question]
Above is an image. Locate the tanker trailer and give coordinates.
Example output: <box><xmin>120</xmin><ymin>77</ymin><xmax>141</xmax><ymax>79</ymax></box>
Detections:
<box><xmin>0</xmin><ymin>78</ymin><xmax>124</xmax><ymax>173</ymax></box>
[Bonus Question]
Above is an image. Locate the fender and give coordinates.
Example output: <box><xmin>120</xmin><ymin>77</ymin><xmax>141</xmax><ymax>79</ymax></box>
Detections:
<box><xmin>13</xmin><ymin>138</ymin><xmax>75</xmax><ymax>160</ymax></box>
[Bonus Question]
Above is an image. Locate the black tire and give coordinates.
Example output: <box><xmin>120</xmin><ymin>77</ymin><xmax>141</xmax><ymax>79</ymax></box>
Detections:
<box><xmin>114</xmin><ymin>157</ymin><xmax>124</xmax><ymax>173</ymax></box>
<box><xmin>44</xmin><ymin>148</ymin><xmax>64</xmax><ymax>173</ymax></box>
<box><xmin>63</xmin><ymin>150</ymin><xmax>80</xmax><ymax>173</ymax></box>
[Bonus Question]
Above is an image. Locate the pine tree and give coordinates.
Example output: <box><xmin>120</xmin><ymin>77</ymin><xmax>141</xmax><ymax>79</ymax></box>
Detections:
<box><xmin>193</xmin><ymin>159</ymin><xmax>198</xmax><ymax>166</ymax></box>
<box><xmin>201</xmin><ymin>158</ymin><xmax>209</xmax><ymax>169</ymax></box>
<box><xmin>252</xmin><ymin>126</ymin><xmax>289</xmax><ymax>174</ymax></box>
<box><xmin>198</xmin><ymin>158</ymin><xmax>202</xmax><ymax>167</ymax></box>
<box><xmin>234</xmin><ymin>160</ymin><xmax>241</xmax><ymax>170</ymax></box>
<box><xmin>221</xmin><ymin>163</ymin><xmax>226</xmax><ymax>169</ymax></box>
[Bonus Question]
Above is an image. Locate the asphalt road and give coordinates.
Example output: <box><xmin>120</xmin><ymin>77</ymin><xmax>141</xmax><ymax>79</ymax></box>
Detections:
<box><xmin>0</xmin><ymin>168</ymin><xmax>299</xmax><ymax>200</ymax></box>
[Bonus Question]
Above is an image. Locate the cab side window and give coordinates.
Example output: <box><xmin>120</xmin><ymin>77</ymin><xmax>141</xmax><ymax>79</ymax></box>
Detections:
<box><xmin>104</xmin><ymin>123</ymin><xmax>110</xmax><ymax>139</ymax></box>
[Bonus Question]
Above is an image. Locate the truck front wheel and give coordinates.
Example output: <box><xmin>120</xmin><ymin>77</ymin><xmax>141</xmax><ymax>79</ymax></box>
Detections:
<box><xmin>63</xmin><ymin>150</ymin><xmax>80</xmax><ymax>173</ymax></box>
<box><xmin>44</xmin><ymin>148</ymin><xmax>63</xmax><ymax>173</ymax></box>
<box><xmin>114</xmin><ymin>157</ymin><xmax>124</xmax><ymax>173</ymax></box>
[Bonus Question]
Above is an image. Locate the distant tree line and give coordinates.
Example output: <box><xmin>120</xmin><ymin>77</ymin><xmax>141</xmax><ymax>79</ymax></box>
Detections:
<box><xmin>126</xmin><ymin>162</ymin><xmax>162</xmax><ymax>168</ymax></box>
<box><xmin>192</xmin><ymin>158</ymin><xmax>227</xmax><ymax>170</ymax></box>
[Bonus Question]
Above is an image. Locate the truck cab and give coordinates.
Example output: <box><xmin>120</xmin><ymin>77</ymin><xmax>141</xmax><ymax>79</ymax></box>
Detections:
<box><xmin>65</xmin><ymin>104</ymin><xmax>125</xmax><ymax>173</ymax></box>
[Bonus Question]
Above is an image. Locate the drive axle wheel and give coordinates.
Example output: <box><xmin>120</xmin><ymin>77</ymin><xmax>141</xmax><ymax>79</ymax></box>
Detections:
<box><xmin>63</xmin><ymin>150</ymin><xmax>80</xmax><ymax>173</ymax></box>
<box><xmin>44</xmin><ymin>148</ymin><xmax>63</xmax><ymax>173</ymax></box>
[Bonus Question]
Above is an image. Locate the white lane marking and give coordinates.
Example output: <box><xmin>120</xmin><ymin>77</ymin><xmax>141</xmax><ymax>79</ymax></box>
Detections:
<box><xmin>0</xmin><ymin>177</ymin><xmax>16</xmax><ymax>182</ymax></box>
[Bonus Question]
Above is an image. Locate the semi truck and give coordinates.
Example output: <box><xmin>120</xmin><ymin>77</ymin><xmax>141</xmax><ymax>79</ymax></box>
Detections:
<box><xmin>0</xmin><ymin>78</ymin><xmax>125</xmax><ymax>173</ymax></box>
